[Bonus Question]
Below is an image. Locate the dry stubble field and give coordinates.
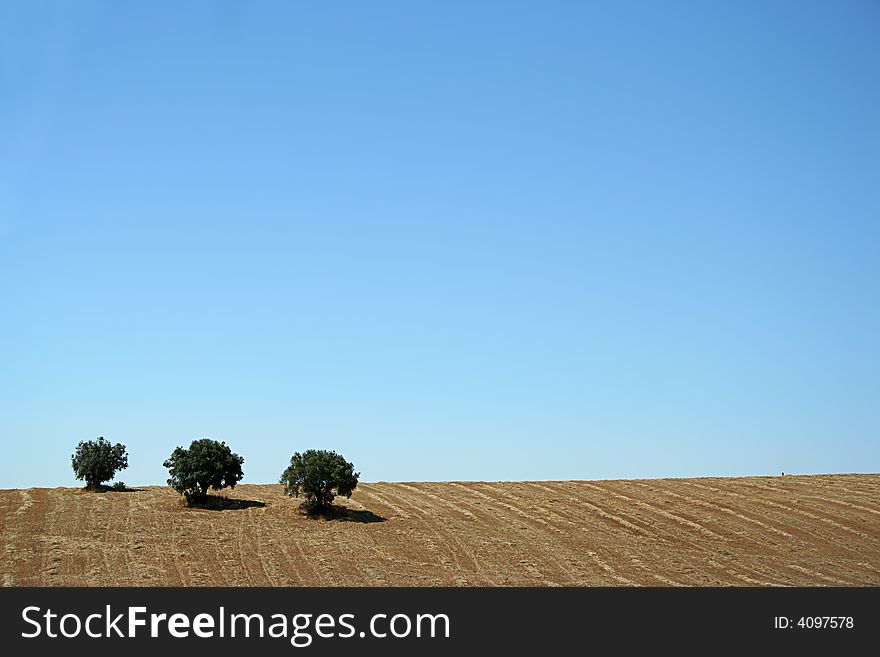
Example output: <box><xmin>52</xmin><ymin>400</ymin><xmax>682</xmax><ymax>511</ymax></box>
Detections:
<box><xmin>2</xmin><ymin>474</ymin><xmax>878</xmax><ymax>586</ymax></box>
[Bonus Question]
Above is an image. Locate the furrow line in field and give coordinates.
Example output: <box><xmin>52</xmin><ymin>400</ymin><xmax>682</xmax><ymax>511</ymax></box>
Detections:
<box><xmin>786</xmin><ymin>564</ymin><xmax>848</xmax><ymax>585</ymax></box>
<box><xmin>249</xmin><ymin>507</ymin><xmax>276</xmax><ymax>585</ymax></box>
<box><xmin>251</xmin><ymin>509</ymin><xmax>287</xmax><ymax>585</ymax></box>
<box><xmin>742</xmin><ymin>482</ymin><xmax>880</xmax><ymax>533</ymax></box>
<box><xmin>320</xmin><ymin>520</ymin><xmax>379</xmax><ymax>587</ymax></box>
<box><xmin>686</xmin><ymin>481</ymin><xmax>873</xmax><ymax>551</ymax></box>
<box><xmin>357</xmin><ymin>486</ymin><xmax>413</xmax><ymax>520</ymax></box>
<box><xmin>234</xmin><ymin>510</ymin><xmax>264</xmax><ymax>585</ymax></box>
<box><xmin>384</xmin><ymin>483</ymin><xmax>500</xmax><ymax>584</ymax></box>
<box><xmin>736</xmin><ymin>486</ymin><xmax>874</xmax><ymax>541</ymax></box>
<box><xmin>803</xmin><ymin>497</ymin><xmax>880</xmax><ymax>516</ymax></box>
<box><xmin>395</xmin><ymin>483</ymin><xmax>479</xmax><ymax>521</ymax></box>
<box><xmin>487</xmin><ymin>483</ymin><xmax>657</xmax><ymax>584</ymax></box>
<box><xmin>444</xmin><ymin>483</ymin><xmax>578</xmax><ymax>584</ymax></box>
<box><xmin>587</xmin><ymin>482</ymin><xmax>726</xmax><ymax>540</ymax></box>
<box><xmin>14</xmin><ymin>490</ymin><xmax>33</xmax><ymax>517</ymax></box>
<box><xmin>273</xmin><ymin>524</ymin><xmax>322</xmax><ymax>585</ymax></box>
<box><xmin>457</xmin><ymin>483</ymin><xmax>623</xmax><ymax>585</ymax></box>
<box><xmin>440</xmin><ymin>483</ymin><xmax>585</xmax><ymax>584</ymax></box>
<box><xmin>725</xmin><ymin>569</ymin><xmax>783</xmax><ymax>586</ymax></box>
<box><xmin>585</xmin><ymin>550</ymin><xmax>638</xmax><ymax>586</ymax></box>
<box><xmin>162</xmin><ymin>507</ymin><xmax>191</xmax><ymax>586</ymax></box>
<box><xmin>570</xmin><ymin>482</ymin><xmax>755</xmax><ymax>584</ymax></box>
<box><xmin>528</xmin><ymin>482</ymin><xmax>650</xmax><ymax>537</ymax></box>
<box><xmin>619</xmin><ymin>485</ymin><xmax>802</xmax><ymax>584</ymax></box>
<box><xmin>639</xmin><ymin>481</ymin><xmax>795</xmax><ymax>539</ymax></box>
<box><xmin>679</xmin><ymin>483</ymin><xmax>817</xmax><ymax>543</ymax></box>
<box><xmin>484</xmin><ymin>482</ymin><xmax>692</xmax><ymax>586</ymax></box>
<box><xmin>627</xmin><ymin>556</ymin><xmax>686</xmax><ymax>585</ymax></box>
<box><xmin>524</xmin><ymin>486</ymin><xmax>698</xmax><ymax>585</ymax></box>
<box><xmin>358</xmin><ymin>483</ymin><xmax>474</xmax><ymax>570</ymax></box>
<box><xmin>40</xmin><ymin>490</ymin><xmax>64</xmax><ymax>586</ymax></box>
<box><xmin>124</xmin><ymin>494</ymin><xmax>146</xmax><ymax>585</ymax></box>
<box><xmin>251</xmin><ymin>494</ymin><xmax>324</xmax><ymax>586</ymax></box>
<box><xmin>700</xmin><ymin>552</ymin><xmax>789</xmax><ymax>586</ymax></box>
<box><xmin>463</xmin><ymin>484</ymin><xmax>553</xmax><ymax>530</ymax></box>
<box><xmin>550</xmin><ymin>481</ymin><xmax>726</xmax><ymax>564</ymax></box>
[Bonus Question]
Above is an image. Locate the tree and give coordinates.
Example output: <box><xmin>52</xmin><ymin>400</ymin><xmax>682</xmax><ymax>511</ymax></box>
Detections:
<box><xmin>164</xmin><ymin>438</ymin><xmax>244</xmax><ymax>505</ymax></box>
<box><xmin>71</xmin><ymin>437</ymin><xmax>129</xmax><ymax>490</ymax></box>
<box><xmin>279</xmin><ymin>449</ymin><xmax>359</xmax><ymax>516</ymax></box>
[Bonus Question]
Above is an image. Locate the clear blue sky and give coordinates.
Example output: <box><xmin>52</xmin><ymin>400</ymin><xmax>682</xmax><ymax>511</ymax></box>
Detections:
<box><xmin>2</xmin><ymin>1</ymin><xmax>878</xmax><ymax>488</ymax></box>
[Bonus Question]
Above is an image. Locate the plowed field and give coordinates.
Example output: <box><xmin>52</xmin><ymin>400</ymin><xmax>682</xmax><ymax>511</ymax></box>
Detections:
<box><xmin>2</xmin><ymin>474</ymin><xmax>878</xmax><ymax>586</ymax></box>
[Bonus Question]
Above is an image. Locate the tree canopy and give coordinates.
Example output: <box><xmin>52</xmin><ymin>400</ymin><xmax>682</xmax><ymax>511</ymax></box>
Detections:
<box><xmin>164</xmin><ymin>438</ymin><xmax>244</xmax><ymax>505</ymax></box>
<box><xmin>280</xmin><ymin>449</ymin><xmax>359</xmax><ymax>516</ymax></box>
<box><xmin>71</xmin><ymin>437</ymin><xmax>128</xmax><ymax>490</ymax></box>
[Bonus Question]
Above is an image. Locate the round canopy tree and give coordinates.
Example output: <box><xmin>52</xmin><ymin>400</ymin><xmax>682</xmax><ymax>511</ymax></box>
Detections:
<box><xmin>71</xmin><ymin>437</ymin><xmax>129</xmax><ymax>491</ymax></box>
<box><xmin>164</xmin><ymin>438</ymin><xmax>244</xmax><ymax>505</ymax></box>
<box><xmin>280</xmin><ymin>449</ymin><xmax>359</xmax><ymax>516</ymax></box>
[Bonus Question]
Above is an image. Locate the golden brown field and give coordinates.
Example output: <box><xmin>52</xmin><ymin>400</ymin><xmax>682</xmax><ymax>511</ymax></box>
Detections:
<box><xmin>2</xmin><ymin>474</ymin><xmax>878</xmax><ymax>586</ymax></box>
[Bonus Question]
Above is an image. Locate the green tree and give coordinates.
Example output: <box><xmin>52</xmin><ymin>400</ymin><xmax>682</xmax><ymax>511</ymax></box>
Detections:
<box><xmin>164</xmin><ymin>438</ymin><xmax>244</xmax><ymax>505</ymax></box>
<box><xmin>71</xmin><ymin>437</ymin><xmax>129</xmax><ymax>490</ymax></box>
<box><xmin>279</xmin><ymin>449</ymin><xmax>359</xmax><ymax>515</ymax></box>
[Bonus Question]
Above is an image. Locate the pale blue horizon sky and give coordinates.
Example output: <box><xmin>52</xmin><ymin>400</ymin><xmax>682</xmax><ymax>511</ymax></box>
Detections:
<box><xmin>2</xmin><ymin>1</ymin><xmax>878</xmax><ymax>489</ymax></box>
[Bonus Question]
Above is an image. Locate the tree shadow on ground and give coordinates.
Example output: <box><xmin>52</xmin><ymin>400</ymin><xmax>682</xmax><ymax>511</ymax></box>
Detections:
<box><xmin>306</xmin><ymin>504</ymin><xmax>386</xmax><ymax>523</ymax></box>
<box><xmin>342</xmin><ymin>509</ymin><xmax>386</xmax><ymax>523</ymax></box>
<box><xmin>83</xmin><ymin>484</ymin><xmax>142</xmax><ymax>493</ymax></box>
<box><xmin>187</xmin><ymin>496</ymin><xmax>267</xmax><ymax>511</ymax></box>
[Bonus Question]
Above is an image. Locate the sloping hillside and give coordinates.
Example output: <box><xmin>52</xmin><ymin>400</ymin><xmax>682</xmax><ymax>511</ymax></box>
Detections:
<box><xmin>2</xmin><ymin>474</ymin><xmax>878</xmax><ymax>586</ymax></box>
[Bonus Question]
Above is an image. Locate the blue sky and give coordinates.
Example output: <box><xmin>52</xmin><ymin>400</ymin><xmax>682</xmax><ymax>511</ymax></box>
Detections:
<box><xmin>2</xmin><ymin>1</ymin><xmax>878</xmax><ymax>488</ymax></box>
